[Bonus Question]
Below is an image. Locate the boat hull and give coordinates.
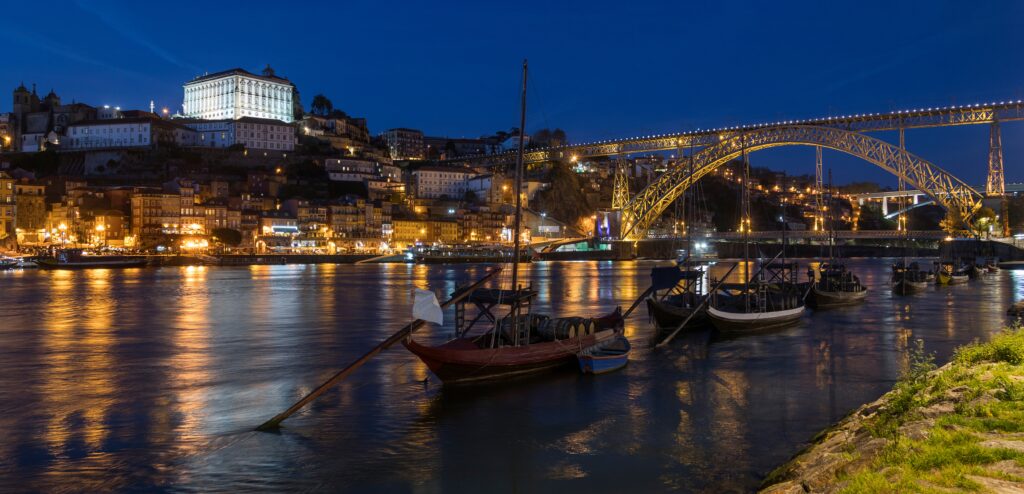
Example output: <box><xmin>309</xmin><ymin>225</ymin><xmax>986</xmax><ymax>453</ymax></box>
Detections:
<box><xmin>808</xmin><ymin>286</ymin><xmax>868</xmax><ymax>307</ymax></box>
<box><xmin>646</xmin><ymin>297</ymin><xmax>708</xmax><ymax>329</ymax></box>
<box><xmin>36</xmin><ymin>258</ymin><xmax>149</xmax><ymax>270</ymax></box>
<box><xmin>578</xmin><ymin>336</ymin><xmax>630</xmax><ymax>375</ymax></box>
<box><xmin>578</xmin><ymin>353</ymin><xmax>629</xmax><ymax>375</ymax></box>
<box><xmin>404</xmin><ymin>329</ymin><xmax>618</xmax><ymax>385</ymax></box>
<box><xmin>893</xmin><ymin>279</ymin><xmax>928</xmax><ymax>294</ymax></box>
<box><xmin>707</xmin><ymin>305</ymin><xmax>805</xmax><ymax>333</ymax></box>
<box><xmin>936</xmin><ymin>272</ymin><xmax>969</xmax><ymax>285</ymax></box>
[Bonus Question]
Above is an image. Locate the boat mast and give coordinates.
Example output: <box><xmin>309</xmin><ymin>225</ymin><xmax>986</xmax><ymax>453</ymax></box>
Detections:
<box><xmin>741</xmin><ymin>136</ymin><xmax>750</xmax><ymax>313</ymax></box>
<box><xmin>686</xmin><ymin>142</ymin><xmax>694</xmax><ymax>260</ymax></box>
<box><xmin>828</xmin><ymin>168</ymin><xmax>835</xmax><ymax>262</ymax></box>
<box><xmin>510</xmin><ymin>59</ymin><xmax>528</xmax><ymax>293</ymax></box>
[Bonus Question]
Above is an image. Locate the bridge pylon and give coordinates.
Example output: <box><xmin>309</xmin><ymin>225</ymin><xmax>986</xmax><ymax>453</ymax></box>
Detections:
<box><xmin>814</xmin><ymin>146</ymin><xmax>823</xmax><ymax>232</ymax></box>
<box><xmin>987</xmin><ymin>120</ymin><xmax>1010</xmax><ymax>236</ymax></box>
<box><xmin>612</xmin><ymin>158</ymin><xmax>630</xmax><ymax>210</ymax></box>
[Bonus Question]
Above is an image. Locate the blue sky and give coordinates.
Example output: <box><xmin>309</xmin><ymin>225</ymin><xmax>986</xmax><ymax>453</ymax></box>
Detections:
<box><xmin>2</xmin><ymin>0</ymin><xmax>1022</xmax><ymax>185</ymax></box>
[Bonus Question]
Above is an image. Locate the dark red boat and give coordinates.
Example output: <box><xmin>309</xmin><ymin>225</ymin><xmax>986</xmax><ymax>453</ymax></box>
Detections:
<box><xmin>403</xmin><ymin>307</ymin><xmax>623</xmax><ymax>384</ymax></box>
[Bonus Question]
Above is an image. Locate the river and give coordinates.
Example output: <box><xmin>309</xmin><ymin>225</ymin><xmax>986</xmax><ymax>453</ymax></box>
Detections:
<box><xmin>0</xmin><ymin>259</ymin><xmax>1018</xmax><ymax>492</ymax></box>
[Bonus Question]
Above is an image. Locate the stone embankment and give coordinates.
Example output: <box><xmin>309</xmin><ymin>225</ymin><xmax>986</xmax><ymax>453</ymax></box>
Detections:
<box><xmin>761</xmin><ymin>330</ymin><xmax>1024</xmax><ymax>493</ymax></box>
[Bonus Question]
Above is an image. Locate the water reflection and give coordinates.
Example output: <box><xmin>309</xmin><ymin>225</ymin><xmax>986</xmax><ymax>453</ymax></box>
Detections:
<box><xmin>0</xmin><ymin>259</ymin><xmax>1017</xmax><ymax>492</ymax></box>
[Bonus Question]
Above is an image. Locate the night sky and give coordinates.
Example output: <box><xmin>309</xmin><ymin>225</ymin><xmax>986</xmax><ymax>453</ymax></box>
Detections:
<box><xmin>2</xmin><ymin>1</ymin><xmax>1023</xmax><ymax>186</ymax></box>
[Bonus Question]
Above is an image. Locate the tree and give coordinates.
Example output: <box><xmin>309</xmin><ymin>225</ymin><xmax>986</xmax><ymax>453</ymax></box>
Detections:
<box><xmin>211</xmin><ymin>228</ymin><xmax>243</xmax><ymax>247</ymax></box>
<box><xmin>310</xmin><ymin>94</ymin><xmax>333</xmax><ymax>116</ymax></box>
<box><xmin>939</xmin><ymin>207</ymin><xmax>966</xmax><ymax>236</ymax></box>
<box><xmin>970</xmin><ymin>207</ymin><xmax>997</xmax><ymax>238</ymax></box>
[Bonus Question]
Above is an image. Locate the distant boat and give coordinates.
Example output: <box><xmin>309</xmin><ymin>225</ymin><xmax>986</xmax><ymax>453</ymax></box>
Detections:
<box><xmin>892</xmin><ymin>261</ymin><xmax>929</xmax><ymax>294</ymax></box>
<box><xmin>808</xmin><ymin>263</ymin><xmax>868</xmax><ymax>307</ymax></box>
<box><xmin>808</xmin><ymin>175</ymin><xmax>867</xmax><ymax>308</ymax></box>
<box><xmin>934</xmin><ymin>261</ymin><xmax>969</xmax><ymax>285</ymax></box>
<box><xmin>578</xmin><ymin>334</ymin><xmax>631</xmax><ymax>375</ymax></box>
<box><xmin>36</xmin><ymin>249</ymin><xmax>148</xmax><ymax>270</ymax></box>
<box><xmin>0</xmin><ymin>258</ymin><xmax>17</xmax><ymax>270</ymax></box>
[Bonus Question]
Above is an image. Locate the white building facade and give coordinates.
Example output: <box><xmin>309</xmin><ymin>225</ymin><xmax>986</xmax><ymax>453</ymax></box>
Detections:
<box><xmin>182</xmin><ymin>67</ymin><xmax>295</xmax><ymax>123</ymax></box>
<box><xmin>411</xmin><ymin>167</ymin><xmax>477</xmax><ymax>199</ymax></box>
<box><xmin>66</xmin><ymin>118</ymin><xmax>196</xmax><ymax>150</ymax></box>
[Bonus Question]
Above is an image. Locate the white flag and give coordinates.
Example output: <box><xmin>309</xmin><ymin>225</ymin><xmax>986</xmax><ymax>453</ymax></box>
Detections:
<box><xmin>413</xmin><ymin>289</ymin><xmax>444</xmax><ymax>325</ymax></box>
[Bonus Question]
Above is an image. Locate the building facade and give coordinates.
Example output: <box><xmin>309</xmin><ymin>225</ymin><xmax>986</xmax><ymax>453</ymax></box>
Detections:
<box><xmin>381</xmin><ymin>128</ymin><xmax>425</xmax><ymax>160</ymax></box>
<box><xmin>0</xmin><ymin>172</ymin><xmax>14</xmax><ymax>240</ymax></box>
<box><xmin>182</xmin><ymin>66</ymin><xmax>295</xmax><ymax>123</ymax></box>
<box><xmin>66</xmin><ymin>117</ymin><xmax>196</xmax><ymax>150</ymax></box>
<box><xmin>410</xmin><ymin>166</ymin><xmax>477</xmax><ymax>200</ymax></box>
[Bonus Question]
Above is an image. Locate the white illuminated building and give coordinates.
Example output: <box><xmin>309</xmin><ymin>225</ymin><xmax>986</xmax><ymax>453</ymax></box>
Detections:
<box><xmin>182</xmin><ymin>66</ymin><xmax>295</xmax><ymax>123</ymax></box>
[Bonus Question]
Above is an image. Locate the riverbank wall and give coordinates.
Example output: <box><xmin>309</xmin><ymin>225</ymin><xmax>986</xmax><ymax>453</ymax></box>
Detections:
<box><xmin>760</xmin><ymin>329</ymin><xmax>1024</xmax><ymax>493</ymax></box>
<box><xmin>631</xmin><ymin>239</ymin><xmax>940</xmax><ymax>260</ymax></box>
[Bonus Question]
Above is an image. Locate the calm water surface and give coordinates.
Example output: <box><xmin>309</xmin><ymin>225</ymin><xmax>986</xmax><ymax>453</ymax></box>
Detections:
<box><xmin>0</xmin><ymin>259</ymin><xmax>1020</xmax><ymax>492</ymax></box>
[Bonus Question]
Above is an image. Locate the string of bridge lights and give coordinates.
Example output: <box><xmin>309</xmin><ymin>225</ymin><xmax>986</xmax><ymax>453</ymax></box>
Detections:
<box><xmin>462</xmin><ymin>99</ymin><xmax>1024</xmax><ymax>159</ymax></box>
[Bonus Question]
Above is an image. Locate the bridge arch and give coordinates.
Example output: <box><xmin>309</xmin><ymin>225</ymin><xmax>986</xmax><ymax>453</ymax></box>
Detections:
<box><xmin>620</xmin><ymin>125</ymin><xmax>984</xmax><ymax>240</ymax></box>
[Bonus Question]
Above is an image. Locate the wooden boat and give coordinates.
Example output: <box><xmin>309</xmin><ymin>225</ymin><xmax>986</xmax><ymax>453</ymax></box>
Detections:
<box><xmin>708</xmin><ymin>304</ymin><xmax>805</xmax><ymax>332</ymax></box>
<box><xmin>808</xmin><ymin>178</ymin><xmax>867</xmax><ymax>308</ymax></box>
<box><xmin>969</xmin><ymin>265</ymin><xmax>985</xmax><ymax>280</ymax></box>
<box><xmin>403</xmin><ymin>61</ymin><xmax>624</xmax><ymax>386</ymax></box>
<box><xmin>809</xmin><ymin>276</ymin><xmax>868</xmax><ymax>307</ymax></box>
<box><xmin>892</xmin><ymin>261</ymin><xmax>929</xmax><ymax>294</ymax></box>
<box><xmin>645</xmin><ymin>265</ymin><xmax>709</xmax><ymax>330</ymax></box>
<box><xmin>646</xmin><ymin>293</ymin><xmax>708</xmax><ymax>329</ymax></box>
<box><xmin>708</xmin><ymin>261</ymin><xmax>807</xmax><ymax>334</ymax></box>
<box><xmin>403</xmin><ymin>293</ymin><xmax>624</xmax><ymax>384</ymax></box>
<box><xmin>934</xmin><ymin>261</ymin><xmax>969</xmax><ymax>285</ymax></box>
<box><xmin>37</xmin><ymin>249</ymin><xmax>148</xmax><ymax>270</ymax></box>
<box><xmin>578</xmin><ymin>334</ymin><xmax>631</xmax><ymax>375</ymax></box>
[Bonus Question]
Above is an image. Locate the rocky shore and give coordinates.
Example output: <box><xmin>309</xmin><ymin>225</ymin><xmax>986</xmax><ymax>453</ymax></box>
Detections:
<box><xmin>760</xmin><ymin>330</ymin><xmax>1024</xmax><ymax>493</ymax></box>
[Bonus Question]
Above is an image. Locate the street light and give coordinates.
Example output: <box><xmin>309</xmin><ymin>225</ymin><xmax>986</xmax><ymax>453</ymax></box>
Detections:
<box><xmin>58</xmin><ymin>223</ymin><xmax>67</xmax><ymax>248</ymax></box>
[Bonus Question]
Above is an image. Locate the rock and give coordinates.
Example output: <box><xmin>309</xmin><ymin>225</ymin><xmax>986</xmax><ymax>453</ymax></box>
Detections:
<box><xmin>966</xmin><ymin>474</ymin><xmax>1024</xmax><ymax>493</ymax></box>
<box><xmin>918</xmin><ymin>401</ymin><xmax>956</xmax><ymax>418</ymax></box>
<box><xmin>987</xmin><ymin>460</ymin><xmax>1024</xmax><ymax>478</ymax></box>
<box><xmin>943</xmin><ymin>385</ymin><xmax>970</xmax><ymax>402</ymax></box>
<box><xmin>979</xmin><ymin>439</ymin><xmax>1024</xmax><ymax>453</ymax></box>
<box><xmin>799</xmin><ymin>453</ymin><xmax>849</xmax><ymax>492</ymax></box>
<box><xmin>759</xmin><ymin>480</ymin><xmax>808</xmax><ymax>494</ymax></box>
<box><xmin>897</xmin><ymin>420</ymin><xmax>934</xmax><ymax>441</ymax></box>
<box><xmin>966</xmin><ymin>389</ymin><xmax>1002</xmax><ymax>409</ymax></box>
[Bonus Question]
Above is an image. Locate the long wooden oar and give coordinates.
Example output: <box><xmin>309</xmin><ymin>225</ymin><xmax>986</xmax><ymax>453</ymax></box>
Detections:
<box><xmin>655</xmin><ymin>262</ymin><xmax>738</xmax><ymax>348</ymax></box>
<box><xmin>622</xmin><ymin>286</ymin><xmax>654</xmax><ymax>319</ymax></box>
<box><xmin>256</xmin><ymin>267</ymin><xmax>502</xmax><ymax>431</ymax></box>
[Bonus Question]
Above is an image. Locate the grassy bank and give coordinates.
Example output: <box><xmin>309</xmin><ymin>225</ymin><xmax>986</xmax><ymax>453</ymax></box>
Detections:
<box><xmin>762</xmin><ymin>327</ymin><xmax>1024</xmax><ymax>493</ymax></box>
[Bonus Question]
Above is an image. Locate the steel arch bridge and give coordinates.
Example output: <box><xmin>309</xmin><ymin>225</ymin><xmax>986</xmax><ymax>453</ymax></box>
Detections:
<box><xmin>619</xmin><ymin>125</ymin><xmax>985</xmax><ymax>240</ymax></box>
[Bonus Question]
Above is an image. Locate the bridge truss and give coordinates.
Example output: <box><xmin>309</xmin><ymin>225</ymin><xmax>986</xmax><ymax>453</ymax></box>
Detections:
<box><xmin>451</xmin><ymin>101</ymin><xmax>1024</xmax><ymax>167</ymax></box>
<box><xmin>618</xmin><ymin>126</ymin><xmax>985</xmax><ymax>240</ymax></box>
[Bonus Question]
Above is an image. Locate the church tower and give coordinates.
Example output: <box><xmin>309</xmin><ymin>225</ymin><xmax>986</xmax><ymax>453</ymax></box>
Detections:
<box><xmin>12</xmin><ymin>83</ymin><xmax>31</xmax><ymax>118</ymax></box>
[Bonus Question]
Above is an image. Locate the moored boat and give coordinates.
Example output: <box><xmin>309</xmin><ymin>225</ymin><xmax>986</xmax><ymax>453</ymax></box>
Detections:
<box><xmin>934</xmin><ymin>261</ymin><xmax>969</xmax><ymax>285</ymax></box>
<box><xmin>404</xmin><ymin>308</ymin><xmax>624</xmax><ymax>384</ymax></box>
<box><xmin>36</xmin><ymin>249</ymin><xmax>148</xmax><ymax>270</ymax></box>
<box><xmin>578</xmin><ymin>334</ymin><xmax>631</xmax><ymax>375</ymax></box>
<box><xmin>892</xmin><ymin>261</ymin><xmax>929</xmax><ymax>294</ymax></box>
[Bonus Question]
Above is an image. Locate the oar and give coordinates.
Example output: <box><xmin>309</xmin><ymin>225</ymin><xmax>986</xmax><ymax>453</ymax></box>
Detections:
<box><xmin>622</xmin><ymin>286</ymin><xmax>654</xmax><ymax>319</ymax></box>
<box><xmin>655</xmin><ymin>262</ymin><xmax>738</xmax><ymax>348</ymax></box>
<box><xmin>255</xmin><ymin>267</ymin><xmax>502</xmax><ymax>431</ymax></box>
